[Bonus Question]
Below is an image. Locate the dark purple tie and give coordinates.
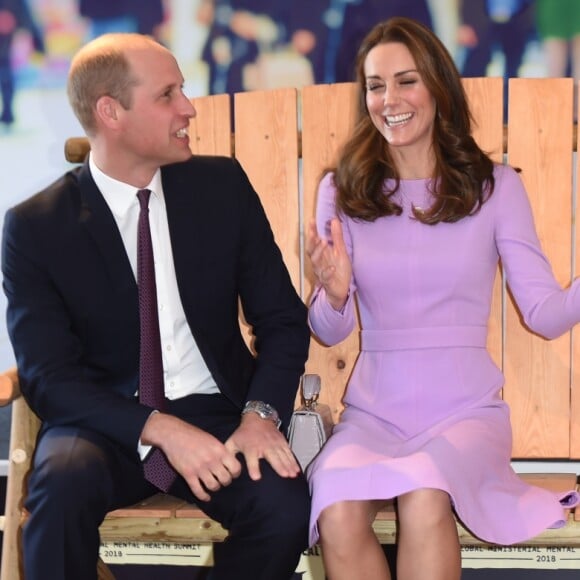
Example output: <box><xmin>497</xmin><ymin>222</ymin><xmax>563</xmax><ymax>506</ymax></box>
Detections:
<box><xmin>137</xmin><ymin>189</ymin><xmax>176</xmax><ymax>492</ymax></box>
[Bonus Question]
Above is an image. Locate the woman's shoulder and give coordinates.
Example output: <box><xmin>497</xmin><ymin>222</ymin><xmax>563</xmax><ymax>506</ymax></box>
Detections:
<box><xmin>486</xmin><ymin>163</ymin><xmax>530</xmax><ymax>214</ymax></box>
<box><xmin>317</xmin><ymin>171</ymin><xmax>338</xmax><ymax>204</ymax></box>
<box><xmin>488</xmin><ymin>163</ymin><xmax>526</xmax><ymax>199</ymax></box>
<box><xmin>315</xmin><ymin>171</ymin><xmax>342</xmax><ymax>223</ymax></box>
<box><xmin>492</xmin><ymin>162</ymin><xmax>522</xmax><ymax>185</ymax></box>
<box><xmin>318</xmin><ymin>171</ymin><xmax>336</xmax><ymax>191</ymax></box>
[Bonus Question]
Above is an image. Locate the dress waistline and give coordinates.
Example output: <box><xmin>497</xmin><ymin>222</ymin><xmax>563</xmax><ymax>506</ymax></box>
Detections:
<box><xmin>361</xmin><ymin>326</ymin><xmax>487</xmax><ymax>351</ymax></box>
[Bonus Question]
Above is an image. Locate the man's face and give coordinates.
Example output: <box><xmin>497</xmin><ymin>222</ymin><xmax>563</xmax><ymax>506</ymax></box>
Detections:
<box><xmin>116</xmin><ymin>44</ymin><xmax>196</xmax><ymax>170</ymax></box>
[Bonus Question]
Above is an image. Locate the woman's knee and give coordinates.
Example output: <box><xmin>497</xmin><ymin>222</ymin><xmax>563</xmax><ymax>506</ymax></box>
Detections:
<box><xmin>319</xmin><ymin>500</ymin><xmax>376</xmax><ymax>544</ymax></box>
<box><xmin>397</xmin><ymin>488</ymin><xmax>454</xmax><ymax>530</ymax></box>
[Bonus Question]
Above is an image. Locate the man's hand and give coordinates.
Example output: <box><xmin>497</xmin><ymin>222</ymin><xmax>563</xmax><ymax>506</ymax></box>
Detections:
<box><xmin>141</xmin><ymin>412</ymin><xmax>242</xmax><ymax>501</ymax></box>
<box><xmin>225</xmin><ymin>413</ymin><xmax>300</xmax><ymax>481</ymax></box>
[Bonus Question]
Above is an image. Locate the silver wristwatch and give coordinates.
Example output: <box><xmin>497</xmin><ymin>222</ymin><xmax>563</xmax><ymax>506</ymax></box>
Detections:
<box><xmin>242</xmin><ymin>400</ymin><xmax>282</xmax><ymax>429</ymax></box>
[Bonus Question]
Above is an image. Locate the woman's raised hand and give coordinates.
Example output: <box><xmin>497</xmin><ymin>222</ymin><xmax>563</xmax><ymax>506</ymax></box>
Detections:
<box><xmin>306</xmin><ymin>218</ymin><xmax>352</xmax><ymax>311</ymax></box>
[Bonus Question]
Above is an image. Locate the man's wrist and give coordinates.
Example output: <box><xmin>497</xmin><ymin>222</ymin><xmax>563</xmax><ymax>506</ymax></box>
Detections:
<box><xmin>241</xmin><ymin>400</ymin><xmax>282</xmax><ymax>429</ymax></box>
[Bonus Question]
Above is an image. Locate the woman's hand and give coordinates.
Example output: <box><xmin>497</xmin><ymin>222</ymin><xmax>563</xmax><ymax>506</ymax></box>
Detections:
<box><xmin>305</xmin><ymin>218</ymin><xmax>352</xmax><ymax>311</ymax></box>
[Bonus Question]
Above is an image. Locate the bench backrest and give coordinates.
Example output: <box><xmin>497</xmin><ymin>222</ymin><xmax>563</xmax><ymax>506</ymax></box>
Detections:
<box><xmin>66</xmin><ymin>78</ymin><xmax>580</xmax><ymax>461</ymax></box>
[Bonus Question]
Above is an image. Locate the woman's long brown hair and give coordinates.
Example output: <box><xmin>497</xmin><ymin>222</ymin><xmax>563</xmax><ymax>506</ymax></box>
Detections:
<box><xmin>333</xmin><ymin>17</ymin><xmax>495</xmax><ymax>224</ymax></box>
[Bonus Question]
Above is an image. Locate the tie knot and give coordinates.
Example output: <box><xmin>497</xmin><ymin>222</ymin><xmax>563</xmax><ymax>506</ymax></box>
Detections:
<box><xmin>137</xmin><ymin>188</ymin><xmax>152</xmax><ymax>209</ymax></box>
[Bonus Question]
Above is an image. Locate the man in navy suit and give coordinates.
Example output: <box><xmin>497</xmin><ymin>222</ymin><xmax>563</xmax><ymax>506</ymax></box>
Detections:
<box><xmin>2</xmin><ymin>33</ymin><xmax>310</xmax><ymax>580</ymax></box>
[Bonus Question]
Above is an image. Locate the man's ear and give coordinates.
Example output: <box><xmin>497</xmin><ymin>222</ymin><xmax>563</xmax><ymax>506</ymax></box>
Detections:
<box><xmin>95</xmin><ymin>95</ymin><xmax>120</xmax><ymax>129</ymax></box>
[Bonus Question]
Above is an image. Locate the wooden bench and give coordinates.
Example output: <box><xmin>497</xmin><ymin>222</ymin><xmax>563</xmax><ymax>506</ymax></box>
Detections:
<box><xmin>2</xmin><ymin>77</ymin><xmax>580</xmax><ymax>579</ymax></box>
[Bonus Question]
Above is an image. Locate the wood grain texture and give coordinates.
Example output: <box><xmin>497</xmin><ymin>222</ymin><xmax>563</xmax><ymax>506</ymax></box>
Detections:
<box><xmin>504</xmin><ymin>78</ymin><xmax>574</xmax><ymax>458</ymax></box>
<box><xmin>188</xmin><ymin>94</ymin><xmax>232</xmax><ymax>156</ymax></box>
<box><xmin>234</xmin><ymin>89</ymin><xmax>301</xmax><ymax>291</ymax></box>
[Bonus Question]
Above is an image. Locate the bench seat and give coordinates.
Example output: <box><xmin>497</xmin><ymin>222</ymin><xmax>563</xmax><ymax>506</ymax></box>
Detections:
<box><xmin>95</xmin><ymin>472</ymin><xmax>580</xmax><ymax>547</ymax></box>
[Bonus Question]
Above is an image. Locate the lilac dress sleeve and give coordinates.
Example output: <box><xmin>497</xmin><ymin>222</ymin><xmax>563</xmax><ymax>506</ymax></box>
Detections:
<box><xmin>308</xmin><ymin>173</ymin><xmax>357</xmax><ymax>345</ymax></box>
<box><xmin>495</xmin><ymin>166</ymin><xmax>580</xmax><ymax>338</ymax></box>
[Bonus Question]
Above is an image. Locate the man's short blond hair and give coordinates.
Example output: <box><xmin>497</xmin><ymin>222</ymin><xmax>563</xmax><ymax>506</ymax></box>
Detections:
<box><xmin>67</xmin><ymin>33</ymin><xmax>161</xmax><ymax>135</ymax></box>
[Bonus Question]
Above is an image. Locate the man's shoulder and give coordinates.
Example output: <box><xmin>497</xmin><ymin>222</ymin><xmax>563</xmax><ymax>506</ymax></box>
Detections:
<box><xmin>161</xmin><ymin>156</ymin><xmax>252</xmax><ymax>203</ymax></box>
<box><xmin>162</xmin><ymin>155</ymin><xmax>240</xmax><ymax>179</ymax></box>
<box><xmin>10</xmin><ymin>166</ymin><xmax>84</xmax><ymax>218</ymax></box>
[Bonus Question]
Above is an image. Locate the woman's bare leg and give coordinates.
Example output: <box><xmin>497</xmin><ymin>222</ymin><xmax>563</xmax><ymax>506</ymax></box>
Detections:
<box><xmin>319</xmin><ymin>499</ymin><xmax>390</xmax><ymax>580</ymax></box>
<box><xmin>396</xmin><ymin>488</ymin><xmax>461</xmax><ymax>580</ymax></box>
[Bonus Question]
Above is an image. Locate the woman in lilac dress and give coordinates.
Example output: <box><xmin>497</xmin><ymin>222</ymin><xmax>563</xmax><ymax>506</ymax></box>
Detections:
<box><xmin>305</xmin><ymin>17</ymin><xmax>580</xmax><ymax>580</ymax></box>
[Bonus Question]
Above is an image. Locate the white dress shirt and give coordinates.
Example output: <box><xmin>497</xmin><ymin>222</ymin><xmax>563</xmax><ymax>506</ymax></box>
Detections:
<box><xmin>89</xmin><ymin>154</ymin><xmax>219</xmax><ymax>400</ymax></box>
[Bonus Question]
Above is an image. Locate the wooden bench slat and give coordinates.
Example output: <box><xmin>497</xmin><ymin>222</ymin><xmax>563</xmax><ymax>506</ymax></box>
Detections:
<box><xmin>504</xmin><ymin>78</ymin><xmax>575</xmax><ymax>459</ymax></box>
<box><xmin>99</xmin><ymin>514</ymin><xmax>228</xmax><ymax>544</ymax></box>
<box><xmin>174</xmin><ymin>504</ymin><xmax>213</xmax><ymax>519</ymax></box>
<box><xmin>234</xmin><ymin>88</ymin><xmax>301</xmax><ymax>292</ymax></box>
<box><xmin>188</xmin><ymin>93</ymin><xmax>232</xmax><ymax>157</ymax></box>
<box><xmin>107</xmin><ymin>493</ymin><xmax>190</xmax><ymax>518</ymax></box>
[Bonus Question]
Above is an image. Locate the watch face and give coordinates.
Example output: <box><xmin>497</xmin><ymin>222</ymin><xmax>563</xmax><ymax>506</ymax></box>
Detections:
<box><xmin>243</xmin><ymin>401</ymin><xmax>281</xmax><ymax>428</ymax></box>
<box><xmin>259</xmin><ymin>403</ymin><xmax>274</xmax><ymax>418</ymax></box>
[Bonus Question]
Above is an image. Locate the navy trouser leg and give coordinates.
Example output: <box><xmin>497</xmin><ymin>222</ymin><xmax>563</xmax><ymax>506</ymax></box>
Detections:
<box><xmin>206</xmin><ymin>461</ymin><xmax>310</xmax><ymax>580</ymax></box>
<box><xmin>23</xmin><ymin>426</ymin><xmax>155</xmax><ymax>580</ymax></box>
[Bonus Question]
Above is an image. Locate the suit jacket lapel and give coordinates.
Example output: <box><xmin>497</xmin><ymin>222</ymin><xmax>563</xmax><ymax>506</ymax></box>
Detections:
<box><xmin>161</xmin><ymin>164</ymin><xmax>208</xmax><ymax>331</ymax></box>
<box><xmin>77</xmin><ymin>163</ymin><xmax>136</xmax><ymax>295</ymax></box>
<box><xmin>162</xmin><ymin>164</ymin><xmax>201</xmax><ymax>285</ymax></box>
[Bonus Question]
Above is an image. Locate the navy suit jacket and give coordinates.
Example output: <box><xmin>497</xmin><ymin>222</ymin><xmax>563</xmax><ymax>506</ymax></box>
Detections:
<box><xmin>2</xmin><ymin>155</ymin><xmax>309</xmax><ymax>454</ymax></box>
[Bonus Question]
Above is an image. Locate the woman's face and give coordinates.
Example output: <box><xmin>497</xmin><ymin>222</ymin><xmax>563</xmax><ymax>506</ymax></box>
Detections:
<box><xmin>364</xmin><ymin>42</ymin><xmax>436</xmax><ymax>158</ymax></box>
